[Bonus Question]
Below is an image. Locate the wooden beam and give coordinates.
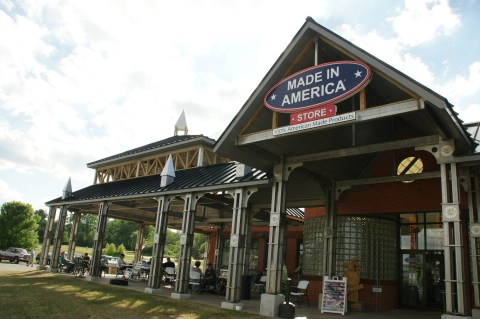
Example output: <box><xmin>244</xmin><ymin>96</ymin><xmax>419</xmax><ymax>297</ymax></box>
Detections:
<box><xmin>237</xmin><ymin>99</ymin><xmax>422</xmax><ymax>145</ymax></box>
<box><xmin>286</xmin><ymin>135</ymin><xmax>439</xmax><ymax>164</ymax></box>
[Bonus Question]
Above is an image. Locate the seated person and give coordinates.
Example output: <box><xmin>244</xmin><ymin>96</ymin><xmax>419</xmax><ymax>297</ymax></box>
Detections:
<box><xmin>203</xmin><ymin>262</ymin><xmax>216</xmax><ymax>293</ymax></box>
<box><xmin>59</xmin><ymin>251</ymin><xmax>74</xmax><ymax>273</ymax></box>
<box><xmin>162</xmin><ymin>257</ymin><xmax>175</xmax><ymax>269</ymax></box>
<box><xmin>117</xmin><ymin>253</ymin><xmax>131</xmax><ymax>277</ymax></box>
<box><xmin>190</xmin><ymin>261</ymin><xmax>202</xmax><ymax>292</ymax></box>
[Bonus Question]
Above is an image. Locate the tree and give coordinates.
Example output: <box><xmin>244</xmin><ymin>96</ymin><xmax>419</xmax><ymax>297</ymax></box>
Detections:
<box><xmin>0</xmin><ymin>201</ymin><xmax>39</xmax><ymax>250</ymax></box>
<box><xmin>104</xmin><ymin>220</ymin><xmax>137</xmax><ymax>250</ymax></box>
<box><xmin>34</xmin><ymin>209</ymin><xmax>47</xmax><ymax>242</ymax></box>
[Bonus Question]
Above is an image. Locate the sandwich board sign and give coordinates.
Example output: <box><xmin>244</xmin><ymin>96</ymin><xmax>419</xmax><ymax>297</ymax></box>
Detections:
<box><xmin>321</xmin><ymin>276</ymin><xmax>347</xmax><ymax>315</ymax></box>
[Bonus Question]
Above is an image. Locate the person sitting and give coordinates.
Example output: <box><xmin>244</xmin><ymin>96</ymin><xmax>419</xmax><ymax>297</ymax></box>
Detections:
<box><xmin>162</xmin><ymin>257</ymin><xmax>175</xmax><ymax>282</ymax></box>
<box><xmin>162</xmin><ymin>257</ymin><xmax>175</xmax><ymax>269</ymax></box>
<box><xmin>117</xmin><ymin>253</ymin><xmax>130</xmax><ymax>278</ymax></box>
<box><xmin>203</xmin><ymin>262</ymin><xmax>216</xmax><ymax>293</ymax></box>
<box><xmin>59</xmin><ymin>251</ymin><xmax>74</xmax><ymax>273</ymax></box>
<box><xmin>190</xmin><ymin>261</ymin><xmax>202</xmax><ymax>292</ymax></box>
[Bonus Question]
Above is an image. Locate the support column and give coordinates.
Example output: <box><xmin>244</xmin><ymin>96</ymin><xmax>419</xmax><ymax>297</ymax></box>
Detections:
<box><xmin>222</xmin><ymin>187</ymin><xmax>257</xmax><ymax>310</ymax></box>
<box><xmin>133</xmin><ymin>223</ymin><xmax>146</xmax><ymax>264</ymax></box>
<box><xmin>146</xmin><ymin>196</ymin><xmax>170</xmax><ymax>293</ymax></box>
<box><xmin>50</xmin><ymin>206</ymin><xmax>68</xmax><ymax>272</ymax></box>
<box><xmin>468</xmin><ymin>171</ymin><xmax>480</xmax><ymax>316</ymax></box>
<box><xmin>260</xmin><ymin>162</ymin><xmax>293</xmax><ymax>317</ymax></box>
<box><xmin>323</xmin><ymin>182</ymin><xmax>337</xmax><ymax>277</ymax></box>
<box><xmin>37</xmin><ymin>207</ymin><xmax>57</xmax><ymax>270</ymax></box>
<box><xmin>441</xmin><ymin>162</ymin><xmax>467</xmax><ymax>316</ymax></box>
<box><xmin>90</xmin><ymin>202</ymin><xmax>109</xmax><ymax>278</ymax></box>
<box><xmin>243</xmin><ymin>209</ymin><xmax>254</xmax><ymax>276</ymax></box>
<box><xmin>171</xmin><ymin>193</ymin><xmax>199</xmax><ymax>299</ymax></box>
<box><xmin>67</xmin><ymin>211</ymin><xmax>81</xmax><ymax>261</ymax></box>
<box><xmin>215</xmin><ymin>224</ymin><xmax>225</xmax><ymax>270</ymax></box>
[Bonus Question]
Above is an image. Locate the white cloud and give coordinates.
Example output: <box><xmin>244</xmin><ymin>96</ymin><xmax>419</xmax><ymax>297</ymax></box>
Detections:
<box><xmin>0</xmin><ymin>178</ymin><xmax>24</xmax><ymax>204</ymax></box>
<box><xmin>388</xmin><ymin>0</ymin><xmax>460</xmax><ymax>47</ymax></box>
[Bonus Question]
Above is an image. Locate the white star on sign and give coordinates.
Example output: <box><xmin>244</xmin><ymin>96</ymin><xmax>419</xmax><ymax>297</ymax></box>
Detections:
<box><xmin>271</xmin><ymin>94</ymin><xmax>276</xmax><ymax>100</ymax></box>
<box><xmin>354</xmin><ymin>70</ymin><xmax>362</xmax><ymax>78</ymax></box>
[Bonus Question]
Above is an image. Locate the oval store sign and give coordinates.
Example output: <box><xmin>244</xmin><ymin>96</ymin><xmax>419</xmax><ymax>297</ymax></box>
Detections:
<box><xmin>264</xmin><ymin>60</ymin><xmax>371</xmax><ymax>113</ymax></box>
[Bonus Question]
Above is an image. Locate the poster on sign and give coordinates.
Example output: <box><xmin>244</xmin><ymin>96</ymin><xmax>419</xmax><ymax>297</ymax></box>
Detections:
<box><xmin>321</xmin><ymin>276</ymin><xmax>347</xmax><ymax>315</ymax></box>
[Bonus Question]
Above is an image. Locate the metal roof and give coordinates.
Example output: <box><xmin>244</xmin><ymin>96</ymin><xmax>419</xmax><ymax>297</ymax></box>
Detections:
<box><xmin>87</xmin><ymin>135</ymin><xmax>215</xmax><ymax>168</ymax></box>
<box><xmin>47</xmin><ymin>162</ymin><xmax>269</xmax><ymax>205</ymax></box>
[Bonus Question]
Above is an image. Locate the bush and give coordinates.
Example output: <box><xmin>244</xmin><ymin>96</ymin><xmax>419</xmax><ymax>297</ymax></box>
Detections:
<box><xmin>117</xmin><ymin>244</ymin><xmax>126</xmax><ymax>255</ymax></box>
<box><xmin>103</xmin><ymin>243</ymin><xmax>117</xmax><ymax>256</ymax></box>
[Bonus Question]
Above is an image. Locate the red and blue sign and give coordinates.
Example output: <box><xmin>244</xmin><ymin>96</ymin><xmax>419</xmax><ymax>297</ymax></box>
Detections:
<box><xmin>264</xmin><ymin>60</ymin><xmax>371</xmax><ymax>113</ymax></box>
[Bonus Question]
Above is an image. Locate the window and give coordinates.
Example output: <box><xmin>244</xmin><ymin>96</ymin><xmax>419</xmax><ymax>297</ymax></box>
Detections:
<box><xmin>397</xmin><ymin>156</ymin><xmax>423</xmax><ymax>183</ymax></box>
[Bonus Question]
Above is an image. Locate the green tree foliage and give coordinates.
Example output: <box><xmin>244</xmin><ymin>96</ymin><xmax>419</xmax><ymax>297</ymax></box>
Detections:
<box><xmin>192</xmin><ymin>233</ymin><xmax>207</xmax><ymax>259</ymax></box>
<box><xmin>164</xmin><ymin>229</ymin><xmax>181</xmax><ymax>258</ymax></box>
<box><xmin>34</xmin><ymin>209</ymin><xmax>47</xmax><ymax>242</ymax></box>
<box><xmin>77</xmin><ymin>214</ymin><xmax>97</xmax><ymax>247</ymax></box>
<box><xmin>103</xmin><ymin>243</ymin><xmax>117</xmax><ymax>255</ymax></box>
<box><xmin>0</xmin><ymin>201</ymin><xmax>39</xmax><ymax>250</ymax></box>
<box><xmin>104</xmin><ymin>220</ymin><xmax>137</xmax><ymax>250</ymax></box>
<box><xmin>117</xmin><ymin>243</ymin><xmax>126</xmax><ymax>255</ymax></box>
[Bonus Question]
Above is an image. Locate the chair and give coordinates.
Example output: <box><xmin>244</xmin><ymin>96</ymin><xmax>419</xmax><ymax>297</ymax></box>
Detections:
<box><xmin>189</xmin><ymin>271</ymin><xmax>202</xmax><ymax>293</ymax></box>
<box><xmin>252</xmin><ymin>275</ymin><xmax>267</xmax><ymax>295</ymax></box>
<box><xmin>290</xmin><ymin>280</ymin><xmax>309</xmax><ymax>307</ymax></box>
<box><xmin>164</xmin><ymin>267</ymin><xmax>176</xmax><ymax>283</ymax></box>
<box><xmin>128</xmin><ymin>262</ymin><xmax>145</xmax><ymax>281</ymax></box>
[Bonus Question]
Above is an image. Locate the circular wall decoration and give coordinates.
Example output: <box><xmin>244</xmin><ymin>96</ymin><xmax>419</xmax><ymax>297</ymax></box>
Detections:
<box><xmin>471</xmin><ymin>224</ymin><xmax>480</xmax><ymax>237</ymax></box>
<box><xmin>440</xmin><ymin>144</ymin><xmax>454</xmax><ymax>157</ymax></box>
<box><xmin>443</xmin><ymin>205</ymin><xmax>458</xmax><ymax>219</ymax></box>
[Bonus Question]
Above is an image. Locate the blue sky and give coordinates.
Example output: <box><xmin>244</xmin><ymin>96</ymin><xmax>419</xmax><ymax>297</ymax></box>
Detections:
<box><xmin>0</xmin><ymin>0</ymin><xmax>479</xmax><ymax>211</ymax></box>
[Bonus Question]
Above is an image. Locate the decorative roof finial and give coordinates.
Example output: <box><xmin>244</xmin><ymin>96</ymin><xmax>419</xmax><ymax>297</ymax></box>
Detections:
<box><xmin>174</xmin><ymin>110</ymin><xmax>188</xmax><ymax>136</ymax></box>
<box><xmin>62</xmin><ymin>177</ymin><xmax>72</xmax><ymax>199</ymax></box>
<box><xmin>160</xmin><ymin>154</ymin><xmax>176</xmax><ymax>187</ymax></box>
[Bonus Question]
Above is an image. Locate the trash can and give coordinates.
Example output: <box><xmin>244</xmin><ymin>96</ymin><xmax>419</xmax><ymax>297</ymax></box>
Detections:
<box><xmin>241</xmin><ymin>275</ymin><xmax>252</xmax><ymax>300</ymax></box>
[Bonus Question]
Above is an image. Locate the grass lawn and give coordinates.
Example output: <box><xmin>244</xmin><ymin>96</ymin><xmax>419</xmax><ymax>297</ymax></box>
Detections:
<box><xmin>0</xmin><ymin>270</ymin><xmax>263</xmax><ymax>319</ymax></box>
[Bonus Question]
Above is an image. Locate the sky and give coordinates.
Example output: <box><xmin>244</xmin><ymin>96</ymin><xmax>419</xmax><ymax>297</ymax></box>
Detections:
<box><xmin>0</xmin><ymin>0</ymin><xmax>479</xmax><ymax>212</ymax></box>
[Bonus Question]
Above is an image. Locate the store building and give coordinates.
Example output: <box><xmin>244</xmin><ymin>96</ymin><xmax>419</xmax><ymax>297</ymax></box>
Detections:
<box><xmin>41</xmin><ymin>18</ymin><xmax>480</xmax><ymax>318</ymax></box>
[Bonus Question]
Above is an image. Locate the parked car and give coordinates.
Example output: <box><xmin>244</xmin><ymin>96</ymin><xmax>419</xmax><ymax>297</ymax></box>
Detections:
<box><xmin>101</xmin><ymin>255</ymin><xmax>119</xmax><ymax>266</ymax></box>
<box><xmin>0</xmin><ymin>247</ymin><xmax>30</xmax><ymax>264</ymax></box>
<box><xmin>36</xmin><ymin>252</ymin><xmax>52</xmax><ymax>265</ymax></box>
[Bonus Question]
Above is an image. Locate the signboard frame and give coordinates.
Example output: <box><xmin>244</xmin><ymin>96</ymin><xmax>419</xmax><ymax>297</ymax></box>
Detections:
<box><xmin>321</xmin><ymin>276</ymin><xmax>347</xmax><ymax>315</ymax></box>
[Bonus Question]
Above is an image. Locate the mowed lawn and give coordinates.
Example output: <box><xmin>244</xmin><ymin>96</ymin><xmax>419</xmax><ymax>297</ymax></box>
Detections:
<box><xmin>0</xmin><ymin>270</ymin><xmax>264</xmax><ymax>319</ymax></box>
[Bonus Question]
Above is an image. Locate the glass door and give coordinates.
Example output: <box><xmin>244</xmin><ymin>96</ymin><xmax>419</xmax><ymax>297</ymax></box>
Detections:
<box><xmin>401</xmin><ymin>253</ymin><xmax>424</xmax><ymax>308</ymax></box>
<box><xmin>425</xmin><ymin>252</ymin><xmax>444</xmax><ymax>310</ymax></box>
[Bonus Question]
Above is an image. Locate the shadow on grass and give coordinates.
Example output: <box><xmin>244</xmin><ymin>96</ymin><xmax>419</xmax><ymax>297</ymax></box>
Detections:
<box><xmin>0</xmin><ymin>271</ymin><xmax>263</xmax><ymax>319</ymax></box>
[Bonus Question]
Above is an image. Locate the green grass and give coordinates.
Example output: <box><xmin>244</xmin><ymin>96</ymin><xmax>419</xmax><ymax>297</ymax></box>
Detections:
<box><xmin>0</xmin><ymin>270</ymin><xmax>263</xmax><ymax>319</ymax></box>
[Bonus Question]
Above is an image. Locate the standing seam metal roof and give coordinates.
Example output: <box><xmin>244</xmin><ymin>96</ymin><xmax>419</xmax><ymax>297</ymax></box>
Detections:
<box><xmin>46</xmin><ymin>162</ymin><xmax>269</xmax><ymax>205</ymax></box>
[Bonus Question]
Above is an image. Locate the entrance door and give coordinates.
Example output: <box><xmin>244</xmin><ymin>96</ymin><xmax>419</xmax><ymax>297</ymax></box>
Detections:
<box><xmin>400</xmin><ymin>252</ymin><xmax>444</xmax><ymax>311</ymax></box>
<box><xmin>401</xmin><ymin>253</ymin><xmax>424</xmax><ymax>308</ymax></box>
<box><xmin>425</xmin><ymin>252</ymin><xmax>444</xmax><ymax>310</ymax></box>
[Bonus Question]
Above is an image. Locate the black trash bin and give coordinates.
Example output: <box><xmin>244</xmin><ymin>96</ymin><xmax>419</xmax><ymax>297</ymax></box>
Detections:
<box><xmin>241</xmin><ymin>275</ymin><xmax>252</xmax><ymax>300</ymax></box>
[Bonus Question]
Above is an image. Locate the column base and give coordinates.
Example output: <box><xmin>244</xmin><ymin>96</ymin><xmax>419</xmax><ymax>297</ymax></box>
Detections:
<box><xmin>221</xmin><ymin>302</ymin><xmax>243</xmax><ymax>311</ymax></box>
<box><xmin>171</xmin><ymin>293</ymin><xmax>191</xmax><ymax>300</ymax></box>
<box><xmin>260</xmin><ymin>293</ymin><xmax>285</xmax><ymax>317</ymax></box>
<box><xmin>472</xmin><ymin>308</ymin><xmax>480</xmax><ymax>319</ymax></box>
<box><xmin>145</xmin><ymin>287</ymin><xmax>164</xmax><ymax>294</ymax></box>
<box><xmin>87</xmin><ymin>276</ymin><xmax>101</xmax><ymax>282</ymax></box>
<box><xmin>35</xmin><ymin>265</ymin><xmax>47</xmax><ymax>271</ymax></box>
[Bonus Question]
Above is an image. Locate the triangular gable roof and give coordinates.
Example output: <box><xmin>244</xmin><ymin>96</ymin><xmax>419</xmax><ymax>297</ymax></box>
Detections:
<box><xmin>214</xmin><ymin>17</ymin><xmax>474</xmax><ymax>173</ymax></box>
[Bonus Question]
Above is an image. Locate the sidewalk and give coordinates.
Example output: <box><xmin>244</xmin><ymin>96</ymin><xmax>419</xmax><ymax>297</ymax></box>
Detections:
<box><xmin>91</xmin><ymin>272</ymin><xmax>443</xmax><ymax>319</ymax></box>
